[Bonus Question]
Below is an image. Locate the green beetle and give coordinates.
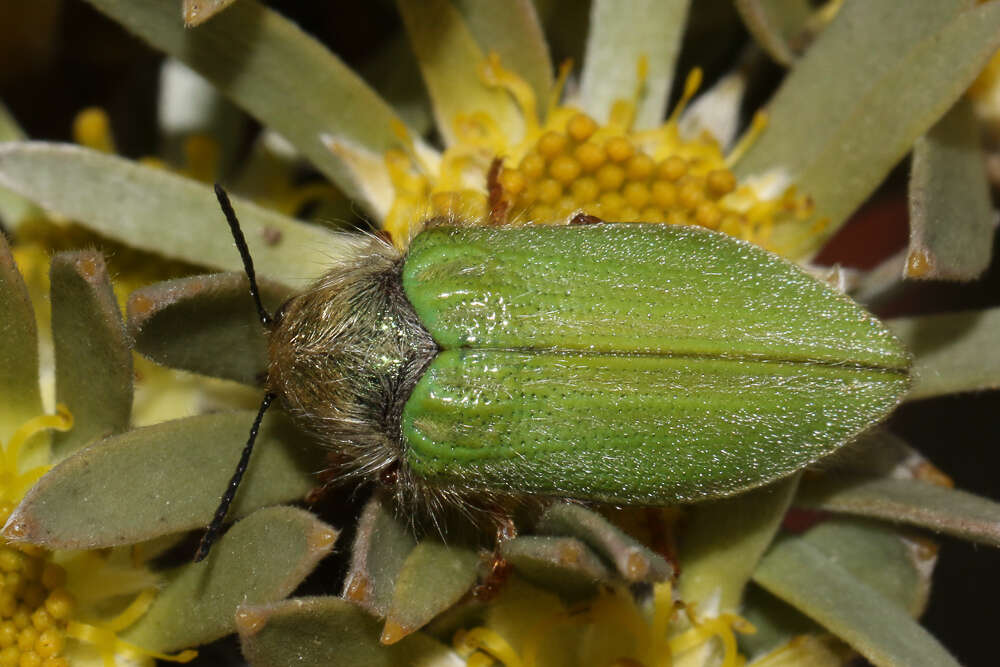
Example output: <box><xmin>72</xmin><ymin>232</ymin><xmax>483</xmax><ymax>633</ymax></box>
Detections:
<box><xmin>197</xmin><ymin>187</ymin><xmax>909</xmax><ymax>558</ymax></box>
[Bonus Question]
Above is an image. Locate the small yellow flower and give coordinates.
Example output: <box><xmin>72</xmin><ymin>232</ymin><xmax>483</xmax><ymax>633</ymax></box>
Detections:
<box><xmin>0</xmin><ymin>410</ymin><xmax>196</xmax><ymax>667</ymax></box>
<box><xmin>380</xmin><ymin>56</ymin><xmax>810</xmax><ymax>253</ymax></box>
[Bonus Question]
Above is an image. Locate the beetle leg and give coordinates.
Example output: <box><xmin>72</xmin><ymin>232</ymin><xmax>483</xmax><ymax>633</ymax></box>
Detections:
<box><xmin>473</xmin><ymin>514</ymin><xmax>517</xmax><ymax>601</ymax></box>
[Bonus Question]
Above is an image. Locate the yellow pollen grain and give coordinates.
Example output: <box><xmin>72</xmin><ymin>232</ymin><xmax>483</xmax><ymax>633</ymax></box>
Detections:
<box><xmin>678</xmin><ymin>179</ymin><xmax>705</xmax><ymax>209</ymax></box>
<box><xmin>0</xmin><ymin>622</ymin><xmax>14</xmax><ymax>648</ymax></box>
<box><xmin>17</xmin><ymin>627</ymin><xmax>37</xmax><ymax>652</ymax></box>
<box><xmin>596</xmin><ymin>163</ymin><xmax>626</xmax><ymax>191</ymax></box>
<box><xmin>519</xmin><ymin>153</ymin><xmax>545</xmax><ymax>180</ymax></box>
<box><xmin>706</xmin><ymin>169</ymin><xmax>737</xmax><ymax>198</ymax></box>
<box><xmin>40</xmin><ymin>657</ymin><xmax>67</xmax><ymax>667</ymax></box>
<box><xmin>598</xmin><ymin>192</ymin><xmax>625</xmax><ymax>216</ymax></box>
<box><xmin>695</xmin><ymin>202</ymin><xmax>723</xmax><ymax>228</ymax></box>
<box><xmin>29</xmin><ymin>610</ymin><xmax>51</xmax><ymax>633</ymax></box>
<box><xmin>571</xmin><ymin>177</ymin><xmax>600</xmax><ymax>203</ymax></box>
<box><xmin>41</xmin><ymin>593</ymin><xmax>70</xmax><ymax>623</ymax></box>
<box><xmin>623</xmin><ymin>182</ymin><xmax>651</xmax><ymax>209</ymax></box>
<box><xmin>537</xmin><ymin>179</ymin><xmax>563</xmax><ymax>204</ymax></box>
<box><xmin>651</xmin><ymin>181</ymin><xmax>677</xmax><ymax>208</ymax></box>
<box><xmin>498</xmin><ymin>169</ymin><xmax>525</xmax><ymax>196</ymax></box>
<box><xmin>625</xmin><ymin>153</ymin><xmax>655</xmax><ymax>181</ymax></box>
<box><xmin>658</xmin><ymin>156</ymin><xmax>688</xmax><ymax>181</ymax></box>
<box><xmin>574</xmin><ymin>142</ymin><xmax>606</xmax><ymax>172</ymax></box>
<box><xmin>21</xmin><ymin>652</ymin><xmax>42</xmax><ymax>667</ymax></box>
<box><xmin>620</xmin><ymin>206</ymin><xmax>640</xmax><ymax>221</ymax></box>
<box><xmin>537</xmin><ymin>131</ymin><xmax>568</xmax><ymax>159</ymax></box>
<box><xmin>567</xmin><ymin>113</ymin><xmax>598</xmax><ymax>142</ymax></box>
<box><xmin>33</xmin><ymin>630</ymin><xmax>62</xmax><ymax>659</ymax></box>
<box><xmin>549</xmin><ymin>155</ymin><xmax>582</xmax><ymax>184</ymax></box>
<box><xmin>604</xmin><ymin>136</ymin><xmax>634</xmax><ymax>163</ymax></box>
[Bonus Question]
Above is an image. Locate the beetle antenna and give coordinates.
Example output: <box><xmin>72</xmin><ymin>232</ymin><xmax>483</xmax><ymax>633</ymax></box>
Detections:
<box><xmin>194</xmin><ymin>392</ymin><xmax>276</xmax><ymax>562</ymax></box>
<box><xmin>214</xmin><ymin>183</ymin><xmax>272</xmax><ymax>327</ymax></box>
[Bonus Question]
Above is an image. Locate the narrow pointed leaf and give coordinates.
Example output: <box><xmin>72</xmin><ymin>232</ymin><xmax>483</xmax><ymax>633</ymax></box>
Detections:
<box><xmin>397</xmin><ymin>0</ymin><xmax>523</xmax><ymax>146</ymax></box>
<box><xmin>0</xmin><ymin>234</ymin><xmax>41</xmax><ymax>441</ymax></box>
<box><xmin>382</xmin><ymin>540</ymin><xmax>479</xmax><ymax>644</ymax></box>
<box><xmin>182</xmin><ymin>0</ymin><xmax>237</xmax><ymax>27</ymax></box>
<box><xmin>580</xmin><ymin>0</ymin><xmax>690</xmax><ymax>129</ymax></box>
<box><xmin>535</xmin><ymin>502</ymin><xmax>672</xmax><ymax>583</ymax></box>
<box><xmin>4</xmin><ymin>411</ymin><xmax>322</xmax><ymax>549</ymax></box>
<box><xmin>679</xmin><ymin>475</ymin><xmax>799</xmax><ymax>612</ymax></box>
<box><xmin>342</xmin><ymin>494</ymin><xmax>417</xmax><ymax>617</ymax></box>
<box><xmin>888</xmin><ymin>307</ymin><xmax>1000</xmax><ymax>400</ymax></box>
<box><xmin>49</xmin><ymin>251</ymin><xmax>133</xmax><ymax>459</ymax></box>
<box><xmin>734</xmin><ymin>0</ymin><xmax>812</xmax><ymax>66</ymax></box>
<box><xmin>906</xmin><ymin>96</ymin><xmax>995</xmax><ymax>281</ymax></box>
<box><xmin>735</xmin><ymin>1</ymin><xmax>1000</xmax><ymax>259</ymax></box>
<box><xmin>799</xmin><ymin>476</ymin><xmax>1000</xmax><ymax>548</ymax></box>
<box><xmin>128</xmin><ymin>272</ymin><xmax>292</xmax><ymax>384</ymax></box>
<box><xmin>85</xmin><ymin>0</ymin><xmax>408</xmax><ymax>212</ymax></box>
<box><xmin>501</xmin><ymin>535</ymin><xmax>611</xmax><ymax>599</ymax></box>
<box><xmin>451</xmin><ymin>0</ymin><xmax>553</xmax><ymax>110</ymax></box>
<box><xmin>0</xmin><ymin>100</ymin><xmax>38</xmax><ymax>230</ymax></box>
<box><xmin>0</xmin><ymin>142</ymin><xmax>365</xmax><ymax>288</ymax></box>
<box><xmin>238</xmin><ymin>597</ymin><xmax>462</xmax><ymax>667</ymax></box>
<box><xmin>121</xmin><ymin>506</ymin><xmax>337</xmax><ymax>651</ymax></box>
<box><xmin>800</xmin><ymin>519</ymin><xmax>931</xmax><ymax>617</ymax></box>
<box><xmin>754</xmin><ymin>532</ymin><xmax>959</xmax><ymax>667</ymax></box>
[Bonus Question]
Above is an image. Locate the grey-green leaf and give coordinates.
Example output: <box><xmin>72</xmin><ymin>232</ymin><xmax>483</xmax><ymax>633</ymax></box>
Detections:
<box><xmin>238</xmin><ymin>597</ymin><xmax>461</xmax><ymax>667</ymax></box>
<box><xmin>128</xmin><ymin>272</ymin><xmax>292</xmax><ymax>384</ymax></box>
<box><xmin>799</xmin><ymin>519</ymin><xmax>931</xmax><ymax>617</ymax></box>
<box><xmin>734</xmin><ymin>0</ymin><xmax>812</xmax><ymax>66</ymax></box>
<box><xmin>754</xmin><ymin>530</ymin><xmax>958</xmax><ymax>667</ymax></box>
<box><xmin>0</xmin><ymin>233</ymin><xmax>41</xmax><ymax>441</ymax></box>
<box><xmin>907</xmin><ymin>96</ymin><xmax>996</xmax><ymax>281</ymax></box>
<box><xmin>342</xmin><ymin>493</ymin><xmax>417</xmax><ymax>618</ymax></box>
<box><xmin>4</xmin><ymin>411</ymin><xmax>322</xmax><ymax>549</ymax></box>
<box><xmin>182</xmin><ymin>0</ymin><xmax>237</xmax><ymax>27</ymax></box>
<box><xmin>535</xmin><ymin>502</ymin><xmax>672</xmax><ymax>583</ymax></box>
<box><xmin>579</xmin><ymin>0</ymin><xmax>691</xmax><ymax>129</ymax></box>
<box><xmin>679</xmin><ymin>474</ymin><xmax>799</xmax><ymax>612</ymax></box>
<box><xmin>382</xmin><ymin>540</ymin><xmax>480</xmax><ymax>644</ymax></box>
<box><xmin>500</xmin><ymin>535</ymin><xmax>611</xmax><ymax>599</ymax></box>
<box><xmin>888</xmin><ymin>307</ymin><xmax>1000</xmax><ymax>400</ymax></box>
<box><xmin>798</xmin><ymin>476</ymin><xmax>1000</xmax><ymax>548</ymax></box>
<box><xmin>452</xmin><ymin>0</ymin><xmax>553</xmax><ymax>112</ymax></box>
<box><xmin>397</xmin><ymin>0</ymin><xmax>523</xmax><ymax>146</ymax></box>
<box><xmin>49</xmin><ymin>251</ymin><xmax>133</xmax><ymax>459</ymax></box>
<box><xmin>121</xmin><ymin>506</ymin><xmax>337</xmax><ymax>651</ymax></box>
<box><xmin>86</xmin><ymin>0</ymin><xmax>407</xmax><ymax>212</ymax></box>
<box><xmin>0</xmin><ymin>100</ymin><xmax>39</xmax><ymax>230</ymax></box>
<box><xmin>0</xmin><ymin>142</ymin><xmax>364</xmax><ymax>288</ymax></box>
<box><xmin>735</xmin><ymin>0</ymin><xmax>1000</xmax><ymax>260</ymax></box>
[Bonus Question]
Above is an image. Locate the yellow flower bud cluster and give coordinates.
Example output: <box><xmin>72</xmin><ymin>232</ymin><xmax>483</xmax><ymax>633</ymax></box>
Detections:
<box><xmin>498</xmin><ymin>113</ymin><xmax>743</xmax><ymax>231</ymax></box>
<box><xmin>0</xmin><ymin>505</ymin><xmax>72</xmax><ymax>667</ymax></box>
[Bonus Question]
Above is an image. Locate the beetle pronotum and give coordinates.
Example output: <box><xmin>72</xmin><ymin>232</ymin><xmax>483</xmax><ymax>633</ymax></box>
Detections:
<box><xmin>195</xmin><ymin>185</ymin><xmax>909</xmax><ymax>560</ymax></box>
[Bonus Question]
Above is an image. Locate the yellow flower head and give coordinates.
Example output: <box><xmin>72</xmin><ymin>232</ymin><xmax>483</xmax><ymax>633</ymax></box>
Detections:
<box><xmin>381</xmin><ymin>55</ymin><xmax>811</xmax><ymax>253</ymax></box>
